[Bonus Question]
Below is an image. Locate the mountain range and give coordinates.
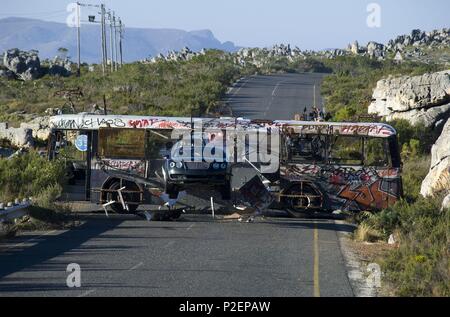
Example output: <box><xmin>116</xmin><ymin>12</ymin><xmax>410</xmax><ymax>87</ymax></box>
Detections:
<box><xmin>0</xmin><ymin>17</ymin><xmax>238</xmax><ymax>63</ymax></box>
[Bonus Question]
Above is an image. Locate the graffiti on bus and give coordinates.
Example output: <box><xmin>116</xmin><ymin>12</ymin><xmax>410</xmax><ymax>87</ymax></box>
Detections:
<box><xmin>281</xmin><ymin>164</ymin><xmax>400</xmax><ymax>211</ymax></box>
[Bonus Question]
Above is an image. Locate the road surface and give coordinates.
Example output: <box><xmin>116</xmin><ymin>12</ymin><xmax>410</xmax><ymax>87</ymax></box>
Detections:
<box><xmin>0</xmin><ymin>73</ymin><xmax>356</xmax><ymax>297</ymax></box>
<box><xmin>227</xmin><ymin>73</ymin><xmax>326</xmax><ymax>120</ymax></box>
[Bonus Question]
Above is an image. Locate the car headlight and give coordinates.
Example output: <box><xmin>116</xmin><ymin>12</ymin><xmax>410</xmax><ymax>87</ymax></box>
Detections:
<box><xmin>212</xmin><ymin>163</ymin><xmax>220</xmax><ymax>169</ymax></box>
<box><xmin>169</xmin><ymin>161</ymin><xmax>176</xmax><ymax>168</ymax></box>
<box><xmin>176</xmin><ymin>161</ymin><xmax>183</xmax><ymax>169</ymax></box>
<box><xmin>221</xmin><ymin>163</ymin><xmax>227</xmax><ymax>169</ymax></box>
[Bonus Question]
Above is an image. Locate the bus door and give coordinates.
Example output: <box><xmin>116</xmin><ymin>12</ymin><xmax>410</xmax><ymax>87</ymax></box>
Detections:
<box><xmin>145</xmin><ymin>129</ymin><xmax>179</xmax><ymax>182</ymax></box>
<box><xmin>49</xmin><ymin>129</ymin><xmax>92</xmax><ymax>201</ymax></box>
<box><xmin>364</xmin><ymin>137</ymin><xmax>399</xmax><ymax>209</ymax></box>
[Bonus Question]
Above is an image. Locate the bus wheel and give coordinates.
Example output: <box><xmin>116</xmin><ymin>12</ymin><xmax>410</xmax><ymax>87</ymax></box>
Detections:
<box><xmin>107</xmin><ymin>181</ymin><xmax>140</xmax><ymax>214</ymax></box>
<box><xmin>283</xmin><ymin>183</ymin><xmax>320</xmax><ymax>218</ymax></box>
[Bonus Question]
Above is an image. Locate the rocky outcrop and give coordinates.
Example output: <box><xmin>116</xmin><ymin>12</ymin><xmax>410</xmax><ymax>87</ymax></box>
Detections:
<box><xmin>421</xmin><ymin>118</ymin><xmax>450</xmax><ymax>197</ymax></box>
<box><xmin>48</xmin><ymin>56</ymin><xmax>73</xmax><ymax>77</ymax></box>
<box><xmin>142</xmin><ymin>47</ymin><xmax>207</xmax><ymax>64</ymax></box>
<box><xmin>348</xmin><ymin>29</ymin><xmax>450</xmax><ymax>64</ymax></box>
<box><xmin>0</xmin><ymin>122</ymin><xmax>33</xmax><ymax>147</ymax></box>
<box><xmin>3</xmin><ymin>48</ymin><xmax>41</xmax><ymax>81</ymax></box>
<box><xmin>366</xmin><ymin>42</ymin><xmax>385</xmax><ymax>60</ymax></box>
<box><xmin>368</xmin><ymin>70</ymin><xmax>450</xmax><ymax>127</ymax></box>
<box><xmin>2</xmin><ymin>49</ymin><xmax>74</xmax><ymax>80</ymax></box>
<box><xmin>20</xmin><ymin>116</ymin><xmax>51</xmax><ymax>141</ymax></box>
<box><xmin>386</xmin><ymin>29</ymin><xmax>450</xmax><ymax>52</ymax></box>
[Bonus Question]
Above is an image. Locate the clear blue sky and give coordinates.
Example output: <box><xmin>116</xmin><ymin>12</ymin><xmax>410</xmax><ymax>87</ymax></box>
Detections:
<box><xmin>1</xmin><ymin>0</ymin><xmax>449</xmax><ymax>49</ymax></box>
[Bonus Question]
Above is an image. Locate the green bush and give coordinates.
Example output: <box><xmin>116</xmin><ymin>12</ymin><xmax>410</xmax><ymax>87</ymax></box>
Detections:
<box><xmin>0</xmin><ymin>50</ymin><xmax>242</xmax><ymax>122</ymax></box>
<box><xmin>401</xmin><ymin>156</ymin><xmax>431</xmax><ymax>202</ymax></box>
<box><xmin>355</xmin><ymin>183</ymin><xmax>448</xmax><ymax>296</ymax></box>
<box><xmin>0</xmin><ymin>151</ymin><xmax>66</xmax><ymax>202</ymax></box>
<box><xmin>23</xmin><ymin>183</ymin><xmax>71</xmax><ymax>230</ymax></box>
<box><xmin>390</xmin><ymin>120</ymin><xmax>440</xmax><ymax>156</ymax></box>
<box><xmin>381</xmin><ymin>197</ymin><xmax>449</xmax><ymax>296</ymax></box>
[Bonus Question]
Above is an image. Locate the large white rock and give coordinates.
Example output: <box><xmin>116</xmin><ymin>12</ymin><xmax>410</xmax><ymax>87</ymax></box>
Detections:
<box><xmin>421</xmin><ymin>118</ymin><xmax>450</xmax><ymax>197</ymax></box>
<box><xmin>368</xmin><ymin>70</ymin><xmax>450</xmax><ymax>127</ymax></box>
<box><xmin>0</xmin><ymin>122</ymin><xmax>33</xmax><ymax>147</ymax></box>
<box><xmin>20</xmin><ymin>116</ymin><xmax>51</xmax><ymax>140</ymax></box>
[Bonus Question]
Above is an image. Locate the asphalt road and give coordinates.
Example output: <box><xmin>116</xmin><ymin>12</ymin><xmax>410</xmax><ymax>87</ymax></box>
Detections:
<box><xmin>0</xmin><ymin>73</ymin><xmax>356</xmax><ymax>297</ymax></box>
<box><xmin>0</xmin><ymin>213</ymin><xmax>354</xmax><ymax>297</ymax></box>
<box><xmin>226</xmin><ymin>73</ymin><xmax>326</xmax><ymax>120</ymax></box>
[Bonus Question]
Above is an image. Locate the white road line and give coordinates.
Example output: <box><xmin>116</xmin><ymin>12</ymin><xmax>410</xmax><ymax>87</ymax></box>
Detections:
<box><xmin>129</xmin><ymin>262</ymin><xmax>144</xmax><ymax>271</ymax></box>
<box><xmin>186</xmin><ymin>224</ymin><xmax>195</xmax><ymax>231</ymax></box>
<box><xmin>271</xmin><ymin>80</ymin><xmax>286</xmax><ymax>97</ymax></box>
<box><xmin>78</xmin><ymin>289</ymin><xmax>96</xmax><ymax>297</ymax></box>
<box><xmin>226</xmin><ymin>77</ymin><xmax>251</xmax><ymax>102</ymax></box>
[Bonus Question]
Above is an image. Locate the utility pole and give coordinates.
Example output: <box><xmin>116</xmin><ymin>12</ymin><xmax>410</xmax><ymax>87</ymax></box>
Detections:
<box><xmin>100</xmin><ymin>4</ymin><xmax>106</xmax><ymax>75</ymax></box>
<box><xmin>108</xmin><ymin>10</ymin><xmax>115</xmax><ymax>72</ymax></box>
<box><xmin>113</xmin><ymin>13</ymin><xmax>119</xmax><ymax>71</ymax></box>
<box><xmin>118</xmin><ymin>19</ymin><xmax>124</xmax><ymax>67</ymax></box>
<box><xmin>76</xmin><ymin>2</ymin><xmax>81</xmax><ymax>77</ymax></box>
<box><xmin>313</xmin><ymin>85</ymin><xmax>316</xmax><ymax>108</ymax></box>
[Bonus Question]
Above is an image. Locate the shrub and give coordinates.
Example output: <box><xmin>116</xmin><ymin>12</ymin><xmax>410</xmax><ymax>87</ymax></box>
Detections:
<box><xmin>353</xmin><ymin>222</ymin><xmax>382</xmax><ymax>242</ymax></box>
<box><xmin>401</xmin><ymin>156</ymin><xmax>431</xmax><ymax>202</ymax></box>
<box><xmin>0</xmin><ymin>151</ymin><xmax>66</xmax><ymax>202</ymax></box>
<box><xmin>24</xmin><ymin>183</ymin><xmax>71</xmax><ymax>230</ymax></box>
<box><xmin>381</xmin><ymin>197</ymin><xmax>449</xmax><ymax>296</ymax></box>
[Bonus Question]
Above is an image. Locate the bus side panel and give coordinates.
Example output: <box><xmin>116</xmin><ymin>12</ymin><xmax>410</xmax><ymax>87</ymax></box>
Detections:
<box><xmin>280</xmin><ymin>164</ymin><xmax>402</xmax><ymax>212</ymax></box>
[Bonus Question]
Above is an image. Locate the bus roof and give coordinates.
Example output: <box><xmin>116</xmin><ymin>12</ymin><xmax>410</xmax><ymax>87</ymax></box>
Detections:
<box><xmin>49</xmin><ymin>113</ymin><xmax>396</xmax><ymax>138</ymax></box>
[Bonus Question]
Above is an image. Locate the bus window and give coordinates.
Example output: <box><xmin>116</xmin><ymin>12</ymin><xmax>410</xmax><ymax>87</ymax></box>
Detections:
<box><xmin>365</xmin><ymin>138</ymin><xmax>390</xmax><ymax>167</ymax></box>
<box><xmin>98</xmin><ymin>128</ymin><xmax>146</xmax><ymax>159</ymax></box>
<box><xmin>284</xmin><ymin>134</ymin><xmax>326</xmax><ymax>163</ymax></box>
<box><xmin>147</xmin><ymin>129</ymin><xmax>176</xmax><ymax>159</ymax></box>
<box><xmin>330</xmin><ymin>136</ymin><xmax>363</xmax><ymax>165</ymax></box>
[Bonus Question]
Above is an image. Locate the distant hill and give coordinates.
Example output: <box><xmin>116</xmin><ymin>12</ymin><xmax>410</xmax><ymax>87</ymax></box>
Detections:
<box><xmin>0</xmin><ymin>17</ymin><xmax>238</xmax><ymax>63</ymax></box>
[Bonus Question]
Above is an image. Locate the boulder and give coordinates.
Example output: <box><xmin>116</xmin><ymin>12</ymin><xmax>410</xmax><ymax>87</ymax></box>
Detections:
<box><xmin>420</xmin><ymin>118</ymin><xmax>450</xmax><ymax>197</ymax></box>
<box><xmin>366</xmin><ymin>42</ymin><xmax>385</xmax><ymax>60</ymax></box>
<box><xmin>3</xmin><ymin>48</ymin><xmax>41</xmax><ymax>81</ymax></box>
<box><xmin>48</xmin><ymin>56</ymin><xmax>72</xmax><ymax>77</ymax></box>
<box><xmin>350</xmin><ymin>41</ymin><xmax>359</xmax><ymax>54</ymax></box>
<box><xmin>20</xmin><ymin>116</ymin><xmax>51</xmax><ymax>141</ymax></box>
<box><xmin>0</xmin><ymin>122</ymin><xmax>34</xmax><ymax>147</ymax></box>
<box><xmin>368</xmin><ymin>70</ymin><xmax>450</xmax><ymax>127</ymax></box>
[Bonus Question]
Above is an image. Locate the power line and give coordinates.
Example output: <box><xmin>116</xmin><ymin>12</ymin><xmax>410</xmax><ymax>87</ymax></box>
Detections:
<box><xmin>71</xmin><ymin>2</ymin><xmax>124</xmax><ymax>75</ymax></box>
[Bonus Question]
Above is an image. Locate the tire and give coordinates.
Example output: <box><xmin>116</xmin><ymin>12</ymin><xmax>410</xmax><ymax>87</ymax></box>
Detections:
<box><xmin>107</xmin><ymin>181</ymin><xmax>140</xmax><ymax>214</ymax></box>
<box><xmin>283</xmin><ymin>183</ymin><xmax>320</xmax><ymax>218</ymax></box>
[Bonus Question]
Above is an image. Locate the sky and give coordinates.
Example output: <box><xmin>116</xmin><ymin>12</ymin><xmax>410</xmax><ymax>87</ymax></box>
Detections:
<box><xmin>1</xmin><ymin>0</ymin><xmax>449</xmax><ymax>50</ymax></box>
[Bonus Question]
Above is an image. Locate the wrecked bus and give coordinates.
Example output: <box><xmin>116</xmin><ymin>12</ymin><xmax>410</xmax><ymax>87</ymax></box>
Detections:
<box><xmin>47</xmin><ymin>114</ymin><xmax>402</xmax><ymax>215</ymax></box>
<box><xmin>273</xmin><ymin>121</ymin><xmax>402</xmax><ymax>216</ymax></box>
